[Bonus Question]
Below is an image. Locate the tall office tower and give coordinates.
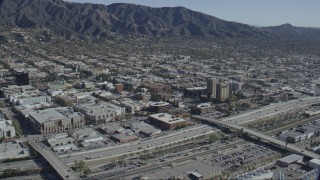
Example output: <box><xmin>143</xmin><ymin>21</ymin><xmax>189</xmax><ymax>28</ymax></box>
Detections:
<box><xmin>207</xmin><ymin>78</ymin><xmax>217</xmax><ymax>98</ymax></box>
<box><xmin>216</xmin><ymin>83</ymin><xmax>230</xmax><ymax>102</ymax></box>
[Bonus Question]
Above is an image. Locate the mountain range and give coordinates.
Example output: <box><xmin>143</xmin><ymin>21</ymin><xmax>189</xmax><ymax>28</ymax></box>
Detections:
<box><xmin>0</xmin><ymin>0</ymin><xmax>320</xmax><ymax>40</ymax></box>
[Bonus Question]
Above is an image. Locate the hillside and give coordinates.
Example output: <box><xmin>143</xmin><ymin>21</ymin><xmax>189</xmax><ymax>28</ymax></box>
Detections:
<box><xmin>0</xmin><ymin>0</ymin><xmax>320</xmax><ymax>42</ymax></box>
<box><xmin>0</xmin><ymin>0</ymin><xmax>267</xmax><ymax>38</ymax></box>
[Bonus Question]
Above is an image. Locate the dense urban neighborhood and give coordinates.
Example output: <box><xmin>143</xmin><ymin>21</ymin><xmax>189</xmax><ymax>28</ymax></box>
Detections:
<box><xmin>1</xmin><ymin>0</ymin><xmax>320</xmax><ymax>180</ymax></box>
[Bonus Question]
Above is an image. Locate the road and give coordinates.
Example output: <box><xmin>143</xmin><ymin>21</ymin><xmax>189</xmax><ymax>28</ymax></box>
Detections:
<box><xmin>27</xmin><ymin>137</ymin><xmax>80</xmax><ymax>180</ymax></box>
<box><xmin>193</xmin><ymin>115</ymin><xmax>320</xmax><ymax>159</ymax></box>
<box><xmin>61</xmin><ymin>125</ymin><xmax>216</xmax><ymax>166</ymax></box>
<box><xmin>264</xmin><ymin>114</ymin><xmax>320</xmax><ymax>135</ymax></box>
<box><xmin>89</xmin><ymin>115</ymin><xmax>320</xmax><ymax>180</ymax></box>
<box><xmin>221</xmin><ymin>97</ymin><xmax>320</xmax><ymax>124</ymax></box>
<box><xmin>87</xmin><ymin>140</ymin><xmax>247</xmax><ymax>180</ymax></box>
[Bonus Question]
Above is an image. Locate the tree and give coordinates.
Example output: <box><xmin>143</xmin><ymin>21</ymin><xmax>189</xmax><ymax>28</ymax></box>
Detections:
<box><xmin>72</xmin><ymin>160</ymin><xmax>90</xmax><ymax>177</ymax></box>
<box><xmin>209</xmin><ymin>134</ymin><xmax>219</xmax><ymax>143</ymax></box>
<box><xmin>0</xmin><ymin>102</ymin><xmax>5</xmax><ymax>108</ymax></box>
<box><xmin>47</xmin><ymin>73</ymin><xmax>57</xmax><ymax>81</ymax></box>
<box><xmin>237</xmin><ymin>128</ymin><xmax>245</xmax><ymax>138</ymax></box>
<box><xmin>83</xmin><ymin>167</ymin><xmax>91</xmax><ymax>176</ymax></box>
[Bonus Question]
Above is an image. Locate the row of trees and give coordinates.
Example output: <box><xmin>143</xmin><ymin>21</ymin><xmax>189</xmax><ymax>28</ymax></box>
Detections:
<box><xmin>1</xmin><ymin>168</ymin><xmax>41</xmax><ymax>178</ymax></box>
<box><xmin>72</xmin><ymin>160</ymin><xmax>91</xmax><ymax>177</ymax></box>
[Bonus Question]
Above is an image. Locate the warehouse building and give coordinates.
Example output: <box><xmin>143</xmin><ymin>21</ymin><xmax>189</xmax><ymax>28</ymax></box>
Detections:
<box><xmin>277</xmin><ymin>154</ymin><xmax>303</xmax><ymax>167</ymax></box>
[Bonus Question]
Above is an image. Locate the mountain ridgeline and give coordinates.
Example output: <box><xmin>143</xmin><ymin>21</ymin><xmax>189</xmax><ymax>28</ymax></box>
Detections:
<box><xmin>0</xmin><ymin>0</ymin><xmax>320</xmax><ymax>40</ymax></box>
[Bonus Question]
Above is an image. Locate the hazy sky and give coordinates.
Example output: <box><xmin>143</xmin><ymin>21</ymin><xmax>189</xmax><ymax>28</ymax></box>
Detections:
<box><xmin>64</xmin><ymin>0</ymin><xmax>320</xmax><ymax>27</ymax></box>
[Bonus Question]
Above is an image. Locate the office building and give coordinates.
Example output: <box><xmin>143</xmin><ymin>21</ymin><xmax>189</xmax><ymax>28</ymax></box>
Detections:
<box><xmin>206</xmin><ymin>78</ymin><xmax>217</xmax><ymax>98</ymax></box>
<box><xmin>28</xmin><ymin>107</ymin><xmax>85</xmax><ymax>134</ymax></box>
<box><xmin>15</xmin><ymin>71</ymin><xmax>29</xmax><ymax>86</ymax></box>
<box><xmin>216</xmin><ymin>83</ymin><xmax>230</xmax><ymax>102</ymax></box>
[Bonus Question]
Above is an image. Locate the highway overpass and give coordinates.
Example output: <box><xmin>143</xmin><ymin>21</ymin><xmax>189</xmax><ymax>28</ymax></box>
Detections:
<box><xmin>193</xmin><ymin>115</ymin><xmax>320</xmax><ymax>159</ymax></box>
<box><xmin>27</xmin><ymin>137</ymin><xmax>80</xmax><ymax>179</ymax></box>
<box><xmin>61</xmin><ymin>125</ymin><xmax>216</xmax><ymax>166</ymax></box>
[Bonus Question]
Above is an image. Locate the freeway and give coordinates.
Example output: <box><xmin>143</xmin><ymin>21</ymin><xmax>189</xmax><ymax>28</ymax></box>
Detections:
<box><xmin>221</xmin><ymin>97</ymin><xmax>320</xmax><ymax>125</ymax></box>
<box><xmin>264</xmin><ymin>114</ymin><xmax>320</xmax><ymax>135</ymax></box>
<box><xmin>89</xmin><ymin>113</ymin><xmax>320</xmax><ymax>179</ymax></box>
<box><xmin>61</xmin><ymin>125</ymin><xmax>216</xmax><ymax>166</ymax></box>
<box><xmin>27</xmin><ymin>137</ymin><xmax>80</xmax><ymax>180</ymax></box>
<box><xmin>193</xmin><ymin>115</ymin><xmax>320</xmax><ymax>159</ymax></box>
<box><xmin>88</xmin><ymin>140</ymin><xmax>247</xmax><ymax>180</ymax></box>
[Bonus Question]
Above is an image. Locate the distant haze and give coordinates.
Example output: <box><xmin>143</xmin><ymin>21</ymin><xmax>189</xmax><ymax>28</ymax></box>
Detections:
<box><xmin>64</xmin><ymin>0</ymin><xmax>320</xmax><ymax>28</ymax></box>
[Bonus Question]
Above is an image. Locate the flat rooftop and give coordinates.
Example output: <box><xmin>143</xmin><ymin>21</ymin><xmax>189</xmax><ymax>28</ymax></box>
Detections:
<box><xmin>0</xmin><ymin>141</ymin><xmax>26</xmax><ymax>153</ymax></box>
<box><xmin>29</xmin><ymin>107</ymin><xmax>82</xmax><ymax>124</ymax></box>
<box><xmin>149</xmin><ymin>113</ymin><xmax>186</xmax><ymax>124</ymax></box>
<box><xmin>74</xmin><ymin>101</ymin><xmax>122</xmax><ymax>115</ymax></box>
<box><xmin>278</xmin><ymin>154</ymin><xmax>303</xmax><ymax>164</ymax></box>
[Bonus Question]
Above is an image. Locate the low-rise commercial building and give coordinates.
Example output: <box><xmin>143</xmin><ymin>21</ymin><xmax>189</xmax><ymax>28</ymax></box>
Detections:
<box><xmin>0</xmin><ymin>141</ymin><xmax>30</xmax><ymax>161</ymax></box>
<box><xmin>0</xmin><ymin>85</ymin><xmax>36</xmax><ymax>99</ymax></box>
<box><xmin>110</xmin><ymin>134</ymin><xmax>138</xmax><ymax>143</ymax></box>
<box><xmin>148</xmin><ymin>113</ymin><xmax>189</xmax><ymax>130</ymax></box>
<box><xmin>28</xmin><ymin>107</ymin><xmax>85</xmax><ymax>134</ymax></box>
<box><xmin>149</xmin><ymin>102</ymin><xmax>170</xmax><ymax>112</ymax></box>
<box><xmin>0</xmin><ymin>114</ymin><xmax>15</xmax><ymax>139</ymax></box>
<box><xmin>309</xmin><ymin>158</ymin><xmax>320</xmax><ymax>169</ymax></box>
<box><xmin>170</xmin><ymin>109</ymin><xmax>191</xmax><ymax>119</ymax></box>
<box><xmin>120</xmin><ymin>99</ymin><xmax>142</xmax><ymax>114</ymax></box>
<box><xmin>99</xmin><ymin>123</ymin><xmax>124</xmax><ymax>134</ymax></box>
<box><xmin>47</xmin><ymin>137</ymin><xmax>75</xmax><ymax>147</ymax></box>
<box><xmin>128</xmin><ymin>121</ymin><xmax>161</xmax><ymax>137</ymax></box>
<box><xmin>52</xmin><ymin>144</ymin><xmax>78</xmax><ymax>153</ymax></box>
<box><xmin>191</xmin><ymin>103</ymin><xmax>215</xmax><ymax>115</ymax></box>
<box><xmin>277</xmin><ymin>154</ymin><xmax>303</xmax><ymax>167</ymax></box>
<box><xmin>305</xmin><ymin>106</ymin><xmax>320</xmax><ymax>117</ymax></box>
<box><xmin>72</xmin><ymin>128</ymin><xmax>103</xmax><ymax>146</ymax></box>
<box><xmin>9</xmin><ymin>93</ymin><xmax>51</xmax><ymax>106</ymax></box>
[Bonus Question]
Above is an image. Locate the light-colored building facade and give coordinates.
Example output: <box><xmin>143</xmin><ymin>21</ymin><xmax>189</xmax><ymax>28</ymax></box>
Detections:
<box><xmin>73</xmin><ymin>101</ymin><xmax>125</xmax><ymax>124</ymax></box>
<box><xmin>11</xmin><ymin>95</ymin><xmax>52</xmax><ymax>106</ymax></box>
<box><xmin>48</xmin><ymin>137</ymin><xmax>75</xmax><ymax>147</ymax></box>
<box><xmin>28</xmin><ymin>107</ymin><xmax>85</xmax><ymax>134</ymax></box>
<box><xmin>52</xmin><ymin>144</ymin><xmax>78</xmax><ymax>153</ymax></box>
<box><xmin>0</xmin><ymin>114</ymin><xmax>15</xmax><ymax>139</ymax></box>
<box><xmin>191</xmin><ymin>103</ymin><xmax>215</xmax><ymax>115</ymax></box>
<box><xmin>120</xmin><ymin>100</ymin><xmax>142</xmax><ymax>114</ymax></box>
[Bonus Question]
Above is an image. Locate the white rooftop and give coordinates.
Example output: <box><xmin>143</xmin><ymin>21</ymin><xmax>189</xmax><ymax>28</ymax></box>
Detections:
<box><xmin>29</xmin><ymin>107</ymin><xmax>82</xmax><ymax>124</ymax></box>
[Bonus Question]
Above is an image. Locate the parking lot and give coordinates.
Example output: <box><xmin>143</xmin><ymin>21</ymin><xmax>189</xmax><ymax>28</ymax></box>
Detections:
<box><xmin>201</xmin><ymin>144</ymin><xmax>280</xmax><ymax>170</ymax></box>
